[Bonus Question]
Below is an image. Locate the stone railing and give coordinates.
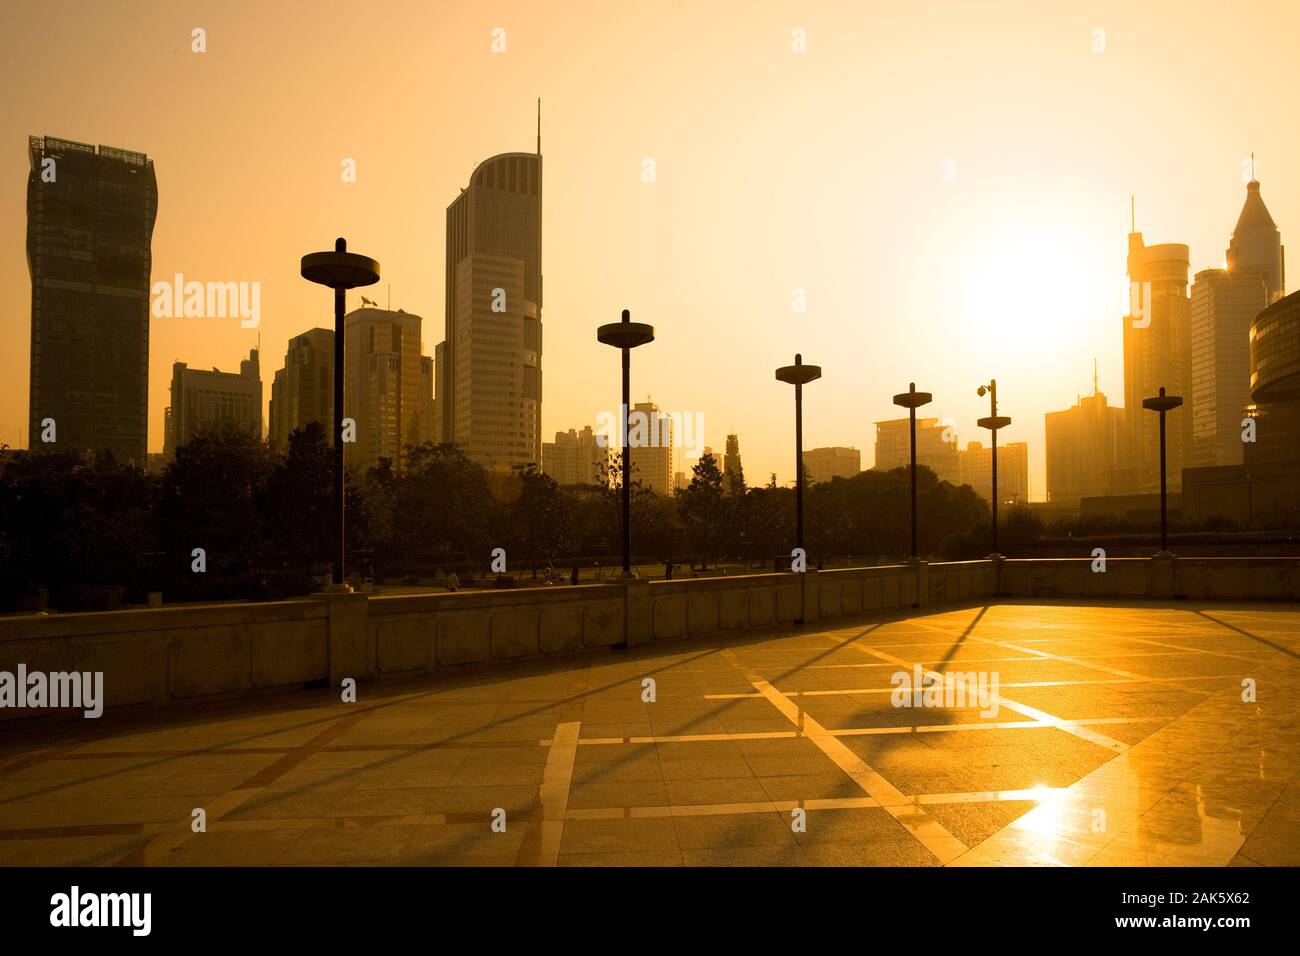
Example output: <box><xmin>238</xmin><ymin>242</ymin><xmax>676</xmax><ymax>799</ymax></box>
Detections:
<box><xmin>3</xmin><ymin>556</ymin><xmax>1298</xmax><ymax>722</ymax></box>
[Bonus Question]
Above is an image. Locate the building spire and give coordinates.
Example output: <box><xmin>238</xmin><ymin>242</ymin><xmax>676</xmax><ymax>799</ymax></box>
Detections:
<box><xmin>537</xmin><ymin>97</ymin><xmax>541</xmax><ymax>156</ymax></box>
<box><xmin>1130</xmin><ymin>194</ymin><xmax>1135</xmax><ymax>233</ymax></box>
<box><xmin>1093</xmin><ymin>357</ymin><xmax>1099</xmax><ymax>396</ymax></box>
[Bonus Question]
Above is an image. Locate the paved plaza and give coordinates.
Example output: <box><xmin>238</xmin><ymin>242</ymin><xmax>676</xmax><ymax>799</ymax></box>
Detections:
<box><xmin>2</xmin><ymin>600</ymin><xmax>1298</xmax><ymax>867</ymax></box>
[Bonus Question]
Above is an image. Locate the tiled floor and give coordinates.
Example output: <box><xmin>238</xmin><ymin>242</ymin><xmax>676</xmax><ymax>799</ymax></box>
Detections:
<box><xmin>2</xmin><ymin>600</ymin><xmax>1299</xmax><ymax>866</ymax></box>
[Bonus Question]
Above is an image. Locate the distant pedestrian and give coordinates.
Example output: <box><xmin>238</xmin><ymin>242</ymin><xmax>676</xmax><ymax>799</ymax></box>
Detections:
<box><xmin>446</xmin><ymin>570</ymin><xmax>461</xmax><ymax>592</ymax></box>
<box><xmin>665</xmin><ymin>557</ymin><xmax>674</xmax><ymax>580</ymax></box>
<box><xmin>571</xmin><ymin>563</ymin><xmax>580</xmax><ymax>585</ymax></box>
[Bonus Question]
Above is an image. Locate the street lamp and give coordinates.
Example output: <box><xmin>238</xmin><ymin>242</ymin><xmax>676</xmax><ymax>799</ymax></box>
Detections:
<box><xmin>596</xmin><ymin>309</ymin><xmax>655</xmax><ymax>578</ymax></box>
<box><xmin>976</xmin><ymin>379</ymin><xmax>1012</xmax><ymax>556</ymax></box>
<box><xmin>892</xmin><ymin>382</ymin><xmax>933</xmax><ymax>561</ymax></box>
<box><xmin>1142</xmin><ymin>386</ymin><xmax>1183</xmax><ymax>554</ymax></box>
<box><xmin>775</xmin><ymin>354</ymin><xmax>822</xmax><ymax>565</ymax></box>
<box><xmin>300</xmin><ymin>238</ymin><xmax>380</xmax><ymax>589</ymax></box>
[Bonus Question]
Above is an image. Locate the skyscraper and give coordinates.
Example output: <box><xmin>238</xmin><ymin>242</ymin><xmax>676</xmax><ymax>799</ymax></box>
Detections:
<box><xmin>1190</xmin><ymin>269</ymin><xmax>1268</xmax><ymax>468</ymax></box>
<box><xmin>344</xmin><ymin>307</ymin><xmax>429</xmax><ymax>472</ymax></box>
<box><xmin>269</xmin><ymin>328</ymin><xmax>334</xmax><ymax>449</ymax></box>
<box><xmin>631</xmin><ymin>400</ymin><xmax>673</xmax><ymax>495</ymax></box>
<box><xmin>723</xmin><ymin>433</ymin><xmax>744</xmax><ymax>491</ymax></box>
<box><xmin>542</xmin><ymin>426</ymin><xmax>608</xmax><ymax>486</ymax></box>
<box><xmin>959</xmin><ymin>441</ymin><xmax>1029</xmax><ymax>505</ymax></box>
<box><xmin>1226</xmin><ymin>176</ymin><xmax>1285</xmax><ymax>304</ymax></box>
<box><xmin>27</xmin><ymin>136</ymin><xmax>157</xmax><ymax>465</ymax></box>
<box><xmin>440</xmin><ymin>109</ymin><xmax>542</xmax><ymax>471</ymax></box>
<box><xmin>1190</xmin><ymin>178</ymin><xmax>1285</xmax><ymax>470</ymax></box>
<box><xmin>1123</xmin><ymin>226</ymin><xmax>1191</xmax><ymax>492</ymax></box>
<box><xmin>803</xmin><ymin>446</ymin><xmax>861</xmax><ymax>484</ymax></box>
<box><xmin>1044</xmin><ymin>371</ymin><xmax>1127</xmax><ymax>503</ymax></box>
<box><xmin>164</xmin><ymin>349</ymin><xmax>262</xmax><ymax>458</ymax></box>
<box><xmin>873</xmin><ymin>417</ymin><xmax>960</xmax><ymax>485</ymax></box>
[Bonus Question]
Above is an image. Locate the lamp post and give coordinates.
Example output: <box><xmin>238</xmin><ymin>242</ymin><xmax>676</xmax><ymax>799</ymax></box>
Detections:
<box><xmin>775</xmin><ymin>354</ymin><xmax>822</xmax><ymax>564</ymax></box>
<box><xmin>300</xmin><ymin>238</ymin><xmax>380</xmax><ymax>589</ymax></box>
<box><xmin>976</xmin><ymin>379</ymin><xmax>1012</xmax><ymax>556</ymax></box>
<box><xmin>892</xmin><ymin>382</ymin><xmax>933</xmax><ymax>561</ymax></box>
<box><xmin>1142</xmin><ymin>386</ymin><xmax>1183</xmax><ymax>554</ymax></box>
<box><xmin>596</xmin><ymin>309</ymin><xmax>655</xmax><ymax>577</ymax></box>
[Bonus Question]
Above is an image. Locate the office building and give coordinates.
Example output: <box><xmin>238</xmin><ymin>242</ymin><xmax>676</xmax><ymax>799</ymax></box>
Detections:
<box><xmin>873</xmin><ymin>417</ymin><xmax>959</xmax><ymax>485</ymax></box>
<box><xmin>542</xmin><ymin>425</ymin><xmax>608</xmax><ymax>486</ymax></box>
<box><xmin>27</xmin><ymin>136</ymin><xmax>157</xmax><ymax>465</ymax></box>
<box><xmin>164</xmin><ymin>349</ymin><xmax>262</xmax><ymax>458</ymax></box>
<box><xmin>269</xmin><ymin>328</ymin><xmax>333</xmax><ymax>449</ymax></box>
<box><xmin>1044</xmin><ymin>374</ymin><xmax>1128</xmax><ymax>504</ymax></box>
<box><xmin>632</xmin><ymin>400</ymin><xmax>673</xmax><ymax>495</ymax></box>
<box><xmin>959</xmin><ymin>440</ymin><xmax>1028</xmax><ymax>505</ymax></box>
<box><xmin>803</xmin><ymin>446</ymin><xmax>861</xmax><ymax>484</ymax></box>
<box><xmin>344</xmin><ymin>307</ymin><xmax>429</xmax><ymax>472</ymax></box>
<box><xmin>1123</xmin><ymin>227</ymin><xmax>1191</xmax><ymax>492</ymax></box>
<box><xmin>723</xmin><ymin>433</ymin><xmax>744</xmax><ymax>490</ymax></box>
<box><xmin>439</xmin><ymin>115</ymin><xmax>542</xmax><ymax>471</ymax></box>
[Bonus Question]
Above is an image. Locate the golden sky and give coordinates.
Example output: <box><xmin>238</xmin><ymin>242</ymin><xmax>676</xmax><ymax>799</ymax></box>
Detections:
<box><xmin>2</xmin><ymin>0</ymin><xmax>1297</xmax><ymax>496</ymax></box>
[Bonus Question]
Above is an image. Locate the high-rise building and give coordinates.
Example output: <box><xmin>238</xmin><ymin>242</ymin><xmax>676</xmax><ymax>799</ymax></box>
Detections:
<box><xmin>1044</xmin><ymin>372</ymin><xmax>1128</xmax><ymax>504</ymax></box>
<box><xmin>873</xmin><ymin>417</ymin><xmax>960</xmax><ymax>485</ymax></box>
<box><xmin>1190</xmin><ymin>269</ymin><xmax>1268</xmax><ymax>468</ymax></box>
<box><xmin>344</xmin><ymin>307</ymin><xmax>429</xmax><ymax>472</ymax></box>
<box><xmin>631</xmin><ymin>400</ymin><xmax>673</xmax><ymax>495</ymax></box>
<box><xmin>1227</xmin><ymin>177</ymin><xmax>1285</xmax><ymax>305</ymax></box>
<box><xmin>164</xmin><ymin>349</ymin><xmax>262</xmax><ymax>458</ymax></box>
<box><xmin>1190</xmin><ymin>178</ymin><xmax>1285</xmax><ymax>470</ymax></box>
<box><xmin>440</xmin><ymin>114</ymin><xmax>542</xmax><ymax>471</ymax></box>
<box><xmin>723</xmin><ymin>433</ymin><xmax>744</xmax><ymax>490</ymax></box>
<box><xmin>27</xmin><ymin>136</ymin><xmax>157</xmax><ymax>465</ymax></box>
<box><xmin>418</xmin><ymin>356</ymin><xmax>438</xmax><ymax>446</ymax></box>
<box><xmin>1248</xmin><ymin>289</ymin><xmax>1300</xmax><ymax>464</ymax></box>
<box><xmin>269</xmin><ymin>328</ymin><xmax>333</xmax><ymax>449</ymax></box>
<box><xmin>803</xmin><ymin>446</ymin><xmax>861</xmax><ymax>484</ymax></box>
<box><xmin>1123</xmin><ymin>228</ymin><xmax>1191</xmax><ymax>492</ymax></box>
<box><xmin>542</xmin><ymin>426</ymin><xmax>608</xmax><ymax>486</ymax></box>
<box><xmin>959</xmin><ymin>440</ymin><xmax>1029</xmax><ymax>505</ymax></box>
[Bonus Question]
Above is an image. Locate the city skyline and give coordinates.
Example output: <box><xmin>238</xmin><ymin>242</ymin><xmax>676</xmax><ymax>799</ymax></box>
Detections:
<box><xmin>2</xmin><ymin>1</ymin><xmax>1299</xmax><ymax>497</ymax></box>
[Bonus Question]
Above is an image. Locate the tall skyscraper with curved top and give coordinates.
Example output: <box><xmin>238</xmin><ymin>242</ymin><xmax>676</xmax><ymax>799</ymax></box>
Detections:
<box><xmin>440</xmin><ymin>107</ymin><xmax>542</xmax><ymax>471</ymax></box>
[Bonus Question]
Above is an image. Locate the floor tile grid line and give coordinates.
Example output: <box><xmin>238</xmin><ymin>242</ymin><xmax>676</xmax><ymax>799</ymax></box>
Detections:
<box><xmin>821</xmin><ymin>629</ymin><xmax>1132</xmax><ymax>753</ymax></box>
<box><xmin>715</xmin><ymin>647</ymin><xmax>968</xmax><ymax>865</ymax></box>
<box><xmin>110</xmin><ymin>699</ymin><xmax>402</xmax><ymax>866</ymax></box>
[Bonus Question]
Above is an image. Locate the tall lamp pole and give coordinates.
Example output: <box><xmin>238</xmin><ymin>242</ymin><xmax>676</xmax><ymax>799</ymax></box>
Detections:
<box><xmin>1142</xmin><ymin>386</ymin><xmax>1183</xmax><ymax>554</ymax></box>
<box><xmin>301</xmin><ymin>238</ymin><xmax>380</xmax><ymax>589</ymax></box>
<box><xmin>775</xmin><ymin>354</ymin><xmax>822</xmax><ymax>562</ymax></box>
<box><xmin>976</xmin><ymin>379</ymin><xmax>1012</xmax><ymax>556</ymax></box>
<box><xmin>596</xmin><ymin>309</ymin><xmax>655</xmax><ymax>577</ymax></box>
<box><xmin>892</xmin><ymin>382</ymin><xmax>932</xmax><ymax>560</ymax></box>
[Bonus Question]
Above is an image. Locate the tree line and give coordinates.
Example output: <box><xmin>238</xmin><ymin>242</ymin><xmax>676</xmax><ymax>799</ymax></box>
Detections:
<box><xmin>1</xmin><ymin>422</ymin><xmax>1038</xmax><ymax>609</ymax></box>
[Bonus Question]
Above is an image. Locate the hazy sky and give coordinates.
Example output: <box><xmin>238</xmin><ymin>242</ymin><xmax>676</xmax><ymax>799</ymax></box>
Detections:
<box><xmin>2</xmin><ymin>0</ymin><xmax>1297</xmax><ymax>495</ymax></box>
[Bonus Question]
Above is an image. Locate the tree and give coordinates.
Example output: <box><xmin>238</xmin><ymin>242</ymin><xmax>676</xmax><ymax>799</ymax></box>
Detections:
<box><xmin>157</xmin><ymin>421</ymin><xmax>277</xmax><ymax>598</ymax></box>
<box><xmin>677</xmin><ymin>452</ymin><xmax>725</xmax><ymax>567</ymax></box>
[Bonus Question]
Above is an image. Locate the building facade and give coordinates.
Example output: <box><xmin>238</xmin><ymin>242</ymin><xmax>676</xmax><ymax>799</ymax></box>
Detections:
<box><xmin>959</xmin><ymin>440</ymin><xmax>1029</xmax><ymax>505</ymax></box>
<box><xmin>542</xmin><ymin>425</ymin><xmax>607</xmax><ymax>486</ymax></box>
<box><xmin>873</xmin><ymin>416</ymin><xmax>960</xmax><ymax>485</ymax></box>
<box><xmin>803</xmin><ymin>446</ymin><xmax>861</xmax><ymax>484</ymax></box>
<box><xmin>164</xmin><ymin>349</ymin><xmax>262</xmax><ymax>458</ymax></box>
<box><xmin>1123</xmin><ymin>232</ymin><xmax>1192</xmax><ymax>492</ymax></box>
<box><xmin>269</xmin><ymin>327</ymin><xmax>333</xmax><ymax>449</ymax></box>
<box><xmin>631</xmin><ymin>400</ymin><xmax>673</xmax><ymax>495</ymax></box>
<box><xmin>722</xmin><ymin>433</ymin><xmax>743</xmax><ymax>490</ymax></box>
<box><xmin>27</xmin><ymin>136</ymin><xmax>157</xmax><ymax>465</ymax></box>
<box><xmin>441</xmin><ymin>138</ymin><xmax>542</xmax><ymax>471</ymax></box>
<box><xmin>1190</xmin><ymin>269</ymin><xmax>1268</xmax><ymax>468</ymax></box>
<box><xmin>344</xmin><ymin>307</ymin><xmax>432</xmax><ymax>472</ymax></box>
<box><xmin>1045</xmin><ymin>383</ymin><xmax>1127</xmax><ymax>504</ymax></box>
